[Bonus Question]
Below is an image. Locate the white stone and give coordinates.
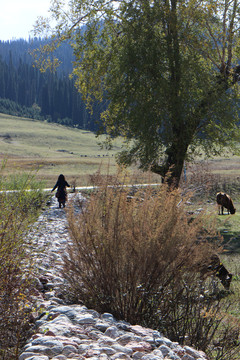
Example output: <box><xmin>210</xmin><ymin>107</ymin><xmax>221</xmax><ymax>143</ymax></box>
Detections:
<box><xmin>62</xmin><ymin>345</ymin><xmax>78</xmax><ymax>355</ymax></box>
<box><xmin>141</xmin><ymin>355</ymin><xmax>163</xmax><ymax>360</ymax></box>
<box><xmin>159</xmin><ymin>344</ymin><xmax>171</xmax><ymax>356</ymax></box>
<box><xmin>78</xmin><ymin>344</ymin><xmax>92</xmax><ymax>353</ymax></box>
<box><xmin>182</xmin><ymin>355</ymin><xmax>195</xmax><ymax>360</ymax></box>
<box><xmin>111</xmin><ymin>352</ymin><xmax>132</xmax><ymax>360</ymax></box>
<box><xmin>98</xmin><ymin>336</ymin><xmax>116</xmax><ymax>346</ymax></box>
<box><xmin>184</xmin><ymin>346</ymin><xmax>203</xmax><ymax>359</ymax></box>
<box><xmin>19</xmin><ymin>353</ymin><xmax>49</xmax><ymax>360</ymax></box>
<box><xmin>101</xmin><ymin>313</ymin><xmax>115</xmax><ymax>322</ymax></box>
<box><xmin>112</xmin><ymin>343</ymin><xmax>133</xmax><ymax>355</ymax></box>
<box><xmin>132</xmin><ymin>351</ymin><xmax>145</xmax><ymax>360</ymax></box>
<box><xmin>152</xmin><ymin>349</ymin><xmax>164</xmax><ymax>359</ymax></box>
<box><xmin>75</xmin><ymin>314</ymin><xmax>96</xmax><ymax>325</ymax></box>
<box><xmin>104</xmin><ymin>326</ymin><xmax>121</xmax><ymax>339</ymax></box>
<box><xmin>31</xmin><ymin>337</ymin><xmax>63</xmax><ymax>349</ymax></box>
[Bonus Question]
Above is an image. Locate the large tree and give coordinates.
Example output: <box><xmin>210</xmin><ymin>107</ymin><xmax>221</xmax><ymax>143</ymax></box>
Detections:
<box><xmin>34</xmin><ymin>0</ymin><xmax>240</xmax><ymax>187</ymax></box>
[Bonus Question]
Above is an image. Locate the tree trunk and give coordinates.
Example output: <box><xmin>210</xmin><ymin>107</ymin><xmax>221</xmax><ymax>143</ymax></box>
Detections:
<box><xmin>157</xmin><ymin>0</ymin><xmax>185</xmax><ymax>188</ymax></box>
<box><xmin>151</xmin><ymin>139</ymin><xmax>189</xmax><ymax>189</ymax></box>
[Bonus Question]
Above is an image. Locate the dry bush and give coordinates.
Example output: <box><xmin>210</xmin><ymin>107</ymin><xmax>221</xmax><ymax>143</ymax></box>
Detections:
<box><xmin>64</xmin><ymin>179</ymin><xmax>219</xmax><ymax>315</ymax></box>
<box><xmin>88</xmin><ymin>167</ymin><xmax>123</xmax><ymax>187</ymax></box>
<box><xmin>0</xmin><ymin>175</ymin><xmax>46</xmax><ymax>359</ymax></box>
<box><xmin>181</xmin><ymin>161</ymin><xmax>240</xmax><ymax>201</ymax></box>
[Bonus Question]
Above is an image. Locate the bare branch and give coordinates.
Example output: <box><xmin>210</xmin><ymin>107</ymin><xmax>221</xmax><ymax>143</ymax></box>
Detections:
<box><xmin>205</xmin><ymin>20</ymin><xmax>223</xmax><ymax>64</ymax></box>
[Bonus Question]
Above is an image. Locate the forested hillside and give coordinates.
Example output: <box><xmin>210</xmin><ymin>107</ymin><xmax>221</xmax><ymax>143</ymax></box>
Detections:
<box><xmin>0</xmin><ymin>38</ymin><xmax>102</xmax><ymax>131</ymax></box>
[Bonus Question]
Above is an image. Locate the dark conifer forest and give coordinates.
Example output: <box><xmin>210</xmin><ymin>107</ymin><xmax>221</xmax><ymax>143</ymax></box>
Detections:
<box><xmin>0</xmin><ymin>38</ymin><xmax>102</xmax><ymax>131</ymax></box>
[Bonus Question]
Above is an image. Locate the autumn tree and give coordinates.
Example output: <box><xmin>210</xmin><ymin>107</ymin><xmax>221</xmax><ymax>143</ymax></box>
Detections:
<box><xmin>33</xmin><ymin>0</ymin><xmax>240</xmax><ymax>187</ymax></box>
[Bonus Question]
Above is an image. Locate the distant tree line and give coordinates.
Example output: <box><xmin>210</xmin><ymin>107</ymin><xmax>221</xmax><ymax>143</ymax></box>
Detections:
<box><xmin>0</xmin><ymin>98</ymin><xmax>44</xmax><ymax>120</ymax></box>
<box><xmin>0</xmin><ymin>38</ymin><xmax>102</xmax><ymax>131</ymax></box>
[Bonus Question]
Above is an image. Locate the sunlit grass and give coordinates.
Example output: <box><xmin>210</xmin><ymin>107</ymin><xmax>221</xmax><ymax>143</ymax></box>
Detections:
<box><xmin>0</xmin><ymin>113</ymin><xmax>124</xmax><ymax>186</ymax></box>
<box><xmin>215</xmin><ymin>211</ymin><xmax>240</xmax><ymax>253</ymax></box>
<box><xmin>0</xmin><ymin>113</ymin><xmax>123</xmax><ymax>157</ymax></box>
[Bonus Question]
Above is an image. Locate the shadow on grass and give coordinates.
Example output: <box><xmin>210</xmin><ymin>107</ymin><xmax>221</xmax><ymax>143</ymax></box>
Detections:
<box><xmin>218</xmin><ymin>215</ymin><xmax>240</xmax><ymax>253</ymax></box>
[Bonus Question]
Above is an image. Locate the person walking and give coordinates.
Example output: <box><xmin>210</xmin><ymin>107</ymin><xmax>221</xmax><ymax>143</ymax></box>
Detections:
<box><xmin>51</xmin><ymin>174</ymin><xmax>70</xmax><ymax>208</ymax></box>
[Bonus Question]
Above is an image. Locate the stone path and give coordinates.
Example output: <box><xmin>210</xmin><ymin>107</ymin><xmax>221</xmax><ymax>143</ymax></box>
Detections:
<box><xmin>19</xmin><ymin>193</ymin><xmax>209</xmax><ymax>360</ymax></box>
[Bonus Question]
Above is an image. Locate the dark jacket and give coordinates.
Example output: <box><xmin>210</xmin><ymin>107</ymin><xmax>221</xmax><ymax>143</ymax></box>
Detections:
<box><xmin>52</xmin><ymin>179</ymin><xmax>70</xmax><ymax>192</ymax></box>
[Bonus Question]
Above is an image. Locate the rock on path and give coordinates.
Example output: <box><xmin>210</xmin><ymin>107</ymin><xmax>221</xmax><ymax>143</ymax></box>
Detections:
<box><xmin>20</xmin><ymin>193</ymin><xmax>209</xmax><ymax>360</ymax></box>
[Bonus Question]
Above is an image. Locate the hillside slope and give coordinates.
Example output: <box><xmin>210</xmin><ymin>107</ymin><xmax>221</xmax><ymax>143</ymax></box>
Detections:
<box><xmin>0</xmin><ymin>113</ymin><xmax>122</xmax><ymax>186</ymax></box>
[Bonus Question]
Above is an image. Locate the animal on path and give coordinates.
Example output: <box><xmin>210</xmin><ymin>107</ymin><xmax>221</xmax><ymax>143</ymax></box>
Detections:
<box><xmin>216</xmin><ymin>192</ymin><xmax>236</xmax><ymax>215</ymax></box>
<box><xmin>51</xmin><ymin>174</ymin><xmax>70</xmax><ymax>208</ymax></box>
<box><xmin>200</xmin><ymin>254</ymin><xmax>232</xmax><ymax>291</ymax></box>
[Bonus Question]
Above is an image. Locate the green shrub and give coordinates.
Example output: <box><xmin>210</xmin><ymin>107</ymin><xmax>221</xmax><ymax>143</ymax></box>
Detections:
<box><xmin>0</xmin><ymin>173</ymin><xmax>46</xmax><ymax>359</ymax></box>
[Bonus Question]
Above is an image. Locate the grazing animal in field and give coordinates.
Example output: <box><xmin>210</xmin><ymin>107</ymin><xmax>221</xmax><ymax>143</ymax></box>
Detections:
<box><xmin>216</xmin><ymin>192</ymin><xmax>236</xmax><ymax>215</ymax></box>
<box><xmin>200</xmin><ymin>254</ymin><xmax>232</xmax><ymax>291</ymax></box>
<box><xmin>51</xmin><ymin>174</ymin><xmax>70</xmax><ymax>208</ymax></box>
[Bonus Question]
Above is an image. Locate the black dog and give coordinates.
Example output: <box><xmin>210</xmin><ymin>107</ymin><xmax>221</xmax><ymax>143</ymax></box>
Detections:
<box><xmin>200</xmin><ymin>254</ymin><xmax>232</xmax><ymax>291</ymax></box>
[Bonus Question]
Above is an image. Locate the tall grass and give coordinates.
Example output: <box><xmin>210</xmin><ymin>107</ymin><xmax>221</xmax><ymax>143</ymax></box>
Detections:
<box><xmin>0</xmin><ymin>172</ymin><xmax>46</xmax><ymax>359</ymax></box>
<box><xmin>62</xmin><ymin>173</ymin><xmax>240</xmax><ymax>358</ymax></box>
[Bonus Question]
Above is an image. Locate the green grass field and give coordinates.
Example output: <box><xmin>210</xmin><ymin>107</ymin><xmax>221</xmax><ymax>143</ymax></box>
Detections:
<box><xmin>0</xmin><ymin>113</ymin><xmax>127</xmax><ymax>187</ymax></box>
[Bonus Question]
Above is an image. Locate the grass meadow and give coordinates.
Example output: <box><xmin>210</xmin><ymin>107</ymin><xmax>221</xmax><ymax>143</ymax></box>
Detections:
<box><xmin>0</xmin><ymin>113</ymin><xmax>126</xmax><ymax>187</ymax></box>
